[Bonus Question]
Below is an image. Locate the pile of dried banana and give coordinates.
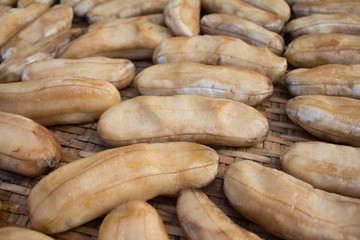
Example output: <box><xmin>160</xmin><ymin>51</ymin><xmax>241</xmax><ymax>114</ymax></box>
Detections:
<box><xmin>0</xmin><ymin>0</ymin><xmax>360</xmax><ymax>240</ymax></box>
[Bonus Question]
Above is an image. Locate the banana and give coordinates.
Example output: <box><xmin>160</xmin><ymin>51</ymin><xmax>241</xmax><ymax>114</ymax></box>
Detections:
<box><xmin>73</xmin><ymin>0</ymin><xmax>108</xmax><ymax>17</ymax></box>
<box><xmin>87</xmin><ymin>0</ymin><xmax>169</xmax><ymax>23</ymax></box>
<box><xmin>292</xmin><ymin>0</ymin><xmax>360</xmax><ymax>18</ymax></box>
<box><xmin>0</xmin><ymin>78</ymin><xmax>120</xmax><ymax>126</ymax></box>
<box><xmin>17</xmin><ymin>0</ymin><xmax>54</xmax><ymax>7</ymax></box>
<box><xmin>281</xmin><ymin>141</ymin><xmax>360</xmax><ymax>198</ymax></box>
<box><xmin>97</xmin><ymin>95</ymin><xmax>269</xmax><ymax>147</ymax></box>
<box><xmin>285</xmin><ymin>64</ymin><xmax>360</xmax><ymax>98</ymax></box>
<box><xmin>285</xmin><ymin>33</ymin><xmax>360</xmax><ymax>68</ymax></box>
<box><xmin>224</xmin><ymin>160</ymin><xmax>360</xmax><ymax>240</ymax></box>
<box><xmin>164</xmin><ymin>0</ymin><xmax>200</xmax><ymax>36</ymax></box>
<box><xmin>153</xmin><ymin>35</ymin><xmax>287</xmax><ymax>84</ymax></box>
<box><xmin>60</xmin><ymin>0</ymin><xmax>81</xmax><ymax>6</ymax></box>
<box><xmin>286</xmin><ymin>13</ymin><xmax>360</xmax><ymax>40</ymax></box>
<box><xmin>0</xmin><ymin>3</ymin><xmax>49</xmax><ymax>48</ymax></box>
<box><xmin>1</xmin><ymin>4</ymin><xmax>73</xmax><ymax>60</ymax></box>
<box><xmin>200</xmin><ymin>14</ymin><xmax>284</xmax><ymax>55</ymax></box>
<box><xmin>286</xmin><ymin>95</ymin><xmax>360</xmax><ymax>147</ymax></box>
<box><xmin>99</xmin><ymin>200</ymin><xmax>169</xmax><ymax>240</ymax></box>
<box><xmin>0</xmin><ymin>28</ymin><xmax>82</xmax><ymax>83</ymax></box>
<box><xmin>0</xmin><ymin>111</ymin><xmax>61</xmax><ymax>176</ymax></box>
<box><xmin>87</xmin><ymin>14</ymin><xmax>165</xmax><ymax>32</ymax></box>
<box><xmin>201</xmin><ymin>0</ymin><xmax>284</xmax><ymax>33</ymax></box>
<box><xmin>0</xmin><ymin>227</ymin><xmax>54</xmax><ymax>240</ymax></box>
<box><xmin>134</xmin><ymin>62</ymin><xmax>273</xmax><ymax>106</ymax></box>
<box><xmin>241</xmin><ymin>0</ymin><xmax>290</xmax><ymax>21</ymax></box>
<box><xmin>27</xmin><ymin>142</ymin><xmax>218</xmax><ymax>234</ymax></box>
<box><xmin>177</xmin><ymin>188</ymin><xmax>262</xmax><ymax>240</ymax></box>
<box><xmin>22</xmin><ymin>57</ymin><xmax>135</xmax><ymax>90</ymax></box>
<box><xmin>59</xmin><ymin>22</ymin><xmax>172</xmax><ymax>60</ymax></box>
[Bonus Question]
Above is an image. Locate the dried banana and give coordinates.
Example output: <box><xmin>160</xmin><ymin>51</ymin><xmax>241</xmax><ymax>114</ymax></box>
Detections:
<box><xmin>200</xmin><ymin>14</ymin><xmax>284</xmax><ymax>55</ymax></box>
<box><xmin>87</xmin><ymin>0</ymin><xmax>169</xmax><ymax>23</ymax></box>
<box><xmin>0</xmin><ymin>3</ymin><xmax>49</xmax><ymax>48</ymax></box>
<box><xmin>1</xmin><ymin>4</ymin><xmax>73</xmax><ymax>60</ymax></box>
<box><xmin>286</xmin><ymin>13</ymin><xmax>360</xmax><ymax>40</ymax></box>
<box><xmin>0</xmin><ymin>28</ymin><xmax>81</xmax><ymax>83</ymax></box>
<box><xmin>99</xmin><ymin>200</ymin><xmax>169</xmax><ymax>240</ymax></box>
<box><xmin>292</xmin><ymin>0</ymin><xmax>360</xmax><ymax>18</ymax></box>
<box><xmin>285</xmin><ymin>64</ymin><xmax>360</xmax><ymax>98</ymax></box>
<box><xmin>22</xmin><ymin>57</ymin><xmax>135</xmax><ymax>89</ymax></box>
<box><xmin>286</xmin><ymin>95</ymin><xmax>360</xmax><ymax>147</ymax></box>
<box><xmin>177</xmin><ymin>188</ymin><xmax>262</xmax><ymax>240</ymax></box>
<box><xmin>17</xmin><ymin>0</ymin><xmax>54</xmax><ymax>7</ymax></box>
<box><xmin>281</xmin><ymin>141</ymin><xmax>360</xmax><ymax>198</ymax></box>
<box><xmin>59</xmin><ymin>22</ymin><xmax>172</xmax><ymax>60</ymax></box>
<box><xmin>201</xmin><ymin>0</ymin><xmax>284</xmax><ymax>33</ymax></box>
<box><xmin>241</xmin><ymin>0</ymin><xmax>290</xmax><ymax>21</ymax></box>
<box><xmin>97</xmin><ymin>95</ymin><xmax>269</xmax><ymax>147</ymax></box>
<box><xmin>88</xmin><ymin>14</ymin><xmax>165</xmax><ymax>32</ymax></box>
<box><xmin>0</xmin><ymin>111</ymin><xmax>61</xmax><ymax>176</ymax></box>
<box><xmin>153</xmin><ymin>35</ymin><xmax>287</xmax><ymax>84</ymax></box>
<box><xmin>224</xmin><ymin>160</ymin><xmax>360</xmax><ymax>240</ymax></box>
<box><xmin>134</xmin><ymin>62</ymin><xmax>273</xmax><ymax>106</ymax></box>
<box><xmin>285</xmin><ymin>33</ymin><xmax>360</xmax><ymax>68</ymax></box>
<box><xmin>0</xmin><ymin>78</ymin><xmax>120</xmax><ymax>126</ymax></box>
<box><xmin>27</xmin><ymin>142</ymin><xmax>218</xmax><ymax>234</ymax></box>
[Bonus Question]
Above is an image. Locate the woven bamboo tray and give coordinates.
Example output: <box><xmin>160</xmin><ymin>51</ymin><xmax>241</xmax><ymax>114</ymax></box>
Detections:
<box><xmin>0</xmin><ymin>60</ymin><xmax>320</xmax><ymax>239</ymax></box>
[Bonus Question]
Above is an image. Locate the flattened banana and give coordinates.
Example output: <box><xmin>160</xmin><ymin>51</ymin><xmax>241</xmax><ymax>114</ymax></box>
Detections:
<box><xmin>97</xmin><ymin>95</ymin><xmax>269</xmax><ymax>147</ymax></box>
<box><xmin>164</xmin><ymin>0</ymin><xmax>200</xmax><ymax>36</ymax></box>
<box><xmin>0</xmin><ymin>111</ymin><xmax>61</xmax><ymax>176</ymax></box>
<box><xmin>0</xmin><ymin>28</ymin><xmax>81</xmax><ymax>83</ymax></box>
<box><xmin>27</xmin><ymin>142</ymin><xmax>218</xmax><ymax>234</ymax></box>
<box><xmin>87</xmin><ymin>0</ymin><xmax>169</xmax><ymax>23</ymax></box>
<box><xmin>201</xmin><ymin>0</ymin><xmax>284</xmax><ymax>33</ymax></box>
<box><xmin>224</xmin><ymin>160</ymin><xmax>360</xmax><ymax>240</ymax></box>
<box><xmin>285</xmin><ymin>64</ymin><xmax>360</xmax><ymax>98</ymax></box>
<box><xmin>1</xmin><ymin>4</ymin><xmax>73</xmax><ymax>60</ymax></box>
<box><xmin>22</xmin><ymin>57</ymin><xmax>135</xmax><ymax>89</ymax></box>
<box><xmin>286</xmin><ymin>13</ymin><xmax>360</xmax><ymax>40</ymax></box>
<box><xmin>241</xmin><ymin>0</ymin><xmax>290</xmax><ymax>21</ymax></box>
<box><xmin>285</xmin><ymin>33</ymin><xmax>360</xmax><ymax>68</ymax></box>
<box><xmin>177</xmin><ymin>188</ymin><xmax>262</xmax><ymax>240</ymax></box>
<box><xmin>281</xmin><ymin>141</ymin><xmax>360</xmax><ymax>198</ymax></box>
<box><xmin>293</xmin><ymin>0</ymin><xmax>360</xmax><ymax>18</ymax></box>
<box><xmin>99</xmin><ymin>200</ymin><xmax>169</xmax><ymax>240</ymax></box>
<box><xmin>0</xmin><ymin>3</ymin><xmax>49</xmax><ymax>47</ymax></box>
<box><xmin>134</xmin><ymin>62</ymin><xmax>273</xmax><ymax>106</ymax></box>
<box><xmin>60</xmin><ymin>23</ymin><xmax>172</xmax><ymax>60</ymax></box>
<box><xmin>200</xmin><ymin>14</ymin><xmax>284</xmax><ymax>55</ymax></box>
<box><xmin>88</xmin><ymin>14</ymin><xmax>164</xmax><ymax>32</ymax></box>
<box><xmin>0</xmin><ymin>78</ymin><xmax>120</xmax><ymax>126</ymax></box>
<box><xmin>286</xmin><ymin>95</ymin><xmax>360</xmax><ymax>147</ymax></box>
<box><xmin>153</xmin><ymin>35</ymin><xmax>287</xmax><ymax>84</ymax></box>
